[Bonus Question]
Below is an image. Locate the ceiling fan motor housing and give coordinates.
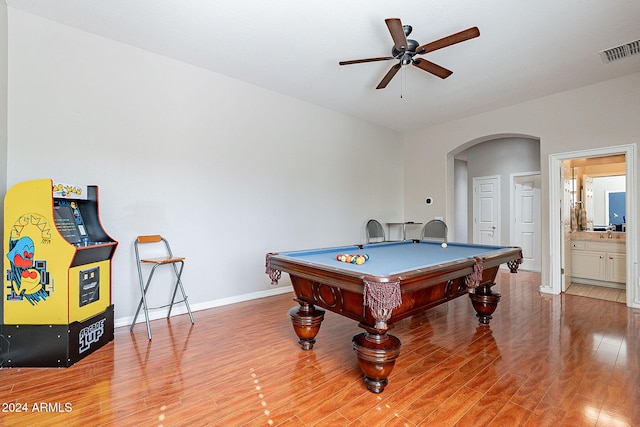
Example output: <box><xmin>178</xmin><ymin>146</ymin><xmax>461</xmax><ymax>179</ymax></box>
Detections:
<box><xmin>392</xmin><ymin>39</ymin><xmax>420</xmax><ymax>65</ymax></box>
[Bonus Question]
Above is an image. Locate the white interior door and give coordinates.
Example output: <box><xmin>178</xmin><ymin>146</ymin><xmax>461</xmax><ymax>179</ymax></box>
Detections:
<box><xmin>473</xmin><ymin>176</ymin><xmax>500</xmax><ymax>245</ymax></box>
<box><xmin>513</xmin><ymin>174</ymin><xmax>541</xmax><ymax>271</ymax></box>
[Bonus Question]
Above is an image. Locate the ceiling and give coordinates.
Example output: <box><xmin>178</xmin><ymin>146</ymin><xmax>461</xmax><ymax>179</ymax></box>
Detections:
<box><xmin>6</xmin><ymin>0</ymin><xmax>640</xmax><ymax>132</ymax></box>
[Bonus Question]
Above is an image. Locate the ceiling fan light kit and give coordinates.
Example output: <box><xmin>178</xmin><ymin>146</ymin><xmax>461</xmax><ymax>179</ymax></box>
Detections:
<box><xmin>339</xmin><ymin>18</ymin><xmax>480</xmax><ymax>89</ymax></box>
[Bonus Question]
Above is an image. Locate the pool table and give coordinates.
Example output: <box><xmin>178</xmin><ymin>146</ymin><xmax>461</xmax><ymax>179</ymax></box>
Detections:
<box><xmin>265</xmin><ymin>240</ymin><xmax>522</xmax><ymax>393</ymax></box>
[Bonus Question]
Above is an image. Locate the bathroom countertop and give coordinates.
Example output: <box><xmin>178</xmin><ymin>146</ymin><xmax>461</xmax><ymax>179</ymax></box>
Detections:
<box><xmin>570</xmin><ymin>231</ymin><xmax>626</xmax><ymax>242</ymax></box>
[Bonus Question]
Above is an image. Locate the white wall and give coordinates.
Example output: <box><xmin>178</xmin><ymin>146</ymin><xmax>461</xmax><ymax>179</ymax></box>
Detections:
<box><xmin>404</xmin><ymin>72</ymin><xmax>640</xmax><ymax>291</ymax></box>
<box><xmin>0</xmin><ymin>1</ymin><xmax>7</xmax><ymax>323</ymax></box>
<box><xmin>5</xmin><ymin>10</ymin><xmax>404</xmax><ymax>325</ymax></box>
<box><xmin>6</xmin><ymin>8</ymin><xmax>640</xmax><ymax>325</ymax></box>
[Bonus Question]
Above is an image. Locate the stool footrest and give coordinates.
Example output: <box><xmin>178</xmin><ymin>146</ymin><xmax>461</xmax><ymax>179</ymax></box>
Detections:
<box><xmin>146</xmin><ymin>298</ymin><xmax>189</xmax><ymax>311</ymax></box>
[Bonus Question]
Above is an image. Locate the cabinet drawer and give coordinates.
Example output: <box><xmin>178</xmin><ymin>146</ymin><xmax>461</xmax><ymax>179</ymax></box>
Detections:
<box><xmin>570</xmin><ymin>240</ymin><xmax>585</xmax><ymax>250</ymax></box>
<box><xmin>585</xmin><ymin>241</ymin><xmax>625</xmax><ymax>253</ymax></box>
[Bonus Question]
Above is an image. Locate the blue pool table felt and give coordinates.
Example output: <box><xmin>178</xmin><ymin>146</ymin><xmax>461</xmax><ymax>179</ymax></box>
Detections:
<box><xmin>279</xmin><ymin>240</ymin><xmax>509</xmax><ymax>276</ymax></box>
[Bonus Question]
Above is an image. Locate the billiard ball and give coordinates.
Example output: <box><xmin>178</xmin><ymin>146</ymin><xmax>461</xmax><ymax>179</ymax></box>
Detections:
<box><xmin>441</xmin><ymin>242</ymin><xmax>448</xmax><ymax>248</ymax></box>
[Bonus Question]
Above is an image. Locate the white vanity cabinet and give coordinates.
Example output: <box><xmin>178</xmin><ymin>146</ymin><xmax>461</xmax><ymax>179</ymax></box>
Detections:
<box><xmin>570</xmin><ymin>239</ymin><xmax>626</xmax><ymax>288</ymax></box>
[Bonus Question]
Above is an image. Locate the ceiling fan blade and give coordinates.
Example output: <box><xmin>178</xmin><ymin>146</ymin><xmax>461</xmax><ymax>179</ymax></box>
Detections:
<box><xmin>417</xmin><ymin>27</ymin><xmax>480</xmax><ymax>54</ymax></box>
<box><xmin>412</xmin><ymin>59</ymin><xmax>453</xmax><ymax>79</ymax></box>
<box><xmin>376</xmin><ymin>63</ymin><xmax>402</xmax><ymax>89</ymax></box>
<box><xmin>339</xmin><ymin>56</ymin><xmax>393</xmax><ymax>65</ymax></box>
<box><xmin>385</xmin><ymin>18</ymin><xmax>409</xmax><ymax>51</ymax></box>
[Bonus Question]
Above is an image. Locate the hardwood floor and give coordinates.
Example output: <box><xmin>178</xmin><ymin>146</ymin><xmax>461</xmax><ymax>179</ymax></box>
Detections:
<box><xmin>2</xmin><ymin>270</ymin><xmax>639</xmax><ymax>426</ymax></box>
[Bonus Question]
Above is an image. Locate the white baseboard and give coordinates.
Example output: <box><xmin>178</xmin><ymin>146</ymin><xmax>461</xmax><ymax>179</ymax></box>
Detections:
<box><xmin>117</xmin><ymin>285</ymin><xmax>294</xmax><ymax>328</ymax></box>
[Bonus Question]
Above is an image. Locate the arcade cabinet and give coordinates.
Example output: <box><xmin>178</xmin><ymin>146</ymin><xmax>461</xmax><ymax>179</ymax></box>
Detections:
<box><xmin>1</xmin><ymin>179</ymin><xmax>117</xmax><ymax>367</ymax></box>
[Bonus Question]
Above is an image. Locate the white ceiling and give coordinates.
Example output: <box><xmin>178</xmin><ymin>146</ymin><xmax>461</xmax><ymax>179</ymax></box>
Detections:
<box><xmin>6</xmin><ymin>0</ymin><xmax>640</xmax><ymax>132</ymax></box>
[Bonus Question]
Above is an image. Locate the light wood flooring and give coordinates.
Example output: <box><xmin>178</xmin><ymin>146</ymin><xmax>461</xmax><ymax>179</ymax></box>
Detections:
<box><xmin>566</xmin><ymin>283</ymin><xmax>626</xmax><ymax>303</ymax></box>
<box><xmin>1</xmin><ymin>270</ymin><xmax>640</xmax><ymax>426</ymax></box>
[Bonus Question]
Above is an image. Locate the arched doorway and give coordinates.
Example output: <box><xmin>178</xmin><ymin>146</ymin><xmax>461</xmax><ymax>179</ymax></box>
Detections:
<box><xmin>448</xmin><ymin>134</ymin><xmax>542</xmax><ymax>271</ymax></box>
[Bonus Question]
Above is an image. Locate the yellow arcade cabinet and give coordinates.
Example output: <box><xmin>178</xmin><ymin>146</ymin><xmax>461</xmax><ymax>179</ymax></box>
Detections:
<box><xmin>1</xmin><ymin>179</ymin><xmax>117</xmax><ymax>367</ymax></box>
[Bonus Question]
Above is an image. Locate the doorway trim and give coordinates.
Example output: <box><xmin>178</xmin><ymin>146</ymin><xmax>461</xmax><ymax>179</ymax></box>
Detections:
<box><xmin>548</xmin><ymin>144</ymin><xmax>638</xmax><ymax>308</ymax></box>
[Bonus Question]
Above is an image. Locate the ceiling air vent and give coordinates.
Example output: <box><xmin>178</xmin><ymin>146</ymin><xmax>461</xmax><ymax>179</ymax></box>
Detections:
<box><xmin>599</xmin><ymin>39</ymin><xmax>640</xmax><ymax>64</ymax></box>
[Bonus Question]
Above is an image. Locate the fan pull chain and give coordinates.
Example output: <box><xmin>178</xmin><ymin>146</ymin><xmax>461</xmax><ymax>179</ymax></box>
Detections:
<box><xmin>400</xmin><ymin>66</ymin><xmax>406</xmax><ymax>98</ymax></box>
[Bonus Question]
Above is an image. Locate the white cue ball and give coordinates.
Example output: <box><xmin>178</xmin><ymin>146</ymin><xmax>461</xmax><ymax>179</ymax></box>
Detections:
<box><xmin>441</xmin><ymin>242</ymin><xmax>448</xmax><ymax>248</ymax></box>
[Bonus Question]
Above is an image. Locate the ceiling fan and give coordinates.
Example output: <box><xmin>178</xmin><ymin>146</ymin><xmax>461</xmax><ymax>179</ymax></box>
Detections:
<box><xmin>339</xmin><ymin>18</ymin><xmax>480</xmax><ymax>89</ymax></box>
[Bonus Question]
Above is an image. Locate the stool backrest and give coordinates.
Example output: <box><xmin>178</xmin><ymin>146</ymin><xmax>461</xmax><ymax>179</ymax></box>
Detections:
<box><xmin>135</xmin><ymin>235</ymin><xmax>176</xmax><ymax>262</ymax></box>
<box><xmin>421</xmin><ymin>219</ymin><xmax>448</xmax><ymax>242</ymax></box>
<box><xmin>366</xmin><ymin>219</ymin><xmax>385</xmax><ymax>243</ymax></box>
<box><xmin>137</xmin><ymin>235</ymin><xmax>162</xmax><ymax>244</ymax></box>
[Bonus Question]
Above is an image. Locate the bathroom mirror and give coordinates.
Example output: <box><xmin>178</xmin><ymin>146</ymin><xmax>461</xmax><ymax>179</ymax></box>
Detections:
<box><xmin>566</xmin><ymin>155</ymin><xmax>626</xmax><ymax>231</ymax></box>
<box><xmin>589</xmin><ymin>175</ymin><xmax>625</xmax><ymax>230</ymax></box>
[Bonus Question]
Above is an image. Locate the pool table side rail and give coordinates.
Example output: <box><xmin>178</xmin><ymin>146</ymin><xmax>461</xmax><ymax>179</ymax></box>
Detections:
<box><xmin>266</xmin><ymin>253</ymin><xmax>372</xmax><ymax>294</ymax></box>
<box><xmin>266</xmin><ymin>246</ymin><xmax>522</xmax><ymax>294</ymax></box>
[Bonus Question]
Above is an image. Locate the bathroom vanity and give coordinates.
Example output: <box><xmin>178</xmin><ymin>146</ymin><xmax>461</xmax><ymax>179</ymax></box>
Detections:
<box><xmin>570</xmin><ymin>231</ymin><xmax>626</xmax><ymax>289</ymax></box>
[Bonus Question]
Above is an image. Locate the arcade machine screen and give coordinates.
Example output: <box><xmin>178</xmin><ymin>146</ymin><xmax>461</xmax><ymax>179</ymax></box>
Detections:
<box><xmin>53</xmin><ymin>200</ymin><xmax>88</xmax><ymax>246</ymax></box>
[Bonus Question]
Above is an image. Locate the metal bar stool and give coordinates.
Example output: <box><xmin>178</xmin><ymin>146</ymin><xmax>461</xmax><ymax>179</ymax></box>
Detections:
<box><xmin>366</xmin><ymin>219</ymin><xmax>386</xmax><ymax>243</ymax></box>
<box><xmin>421</xmin><ymin>219</ymin><xmax>448</xmax><ymax>242</ymax></box>
<box><xmin>130</xmin><ymin>235</ymin><xmax>195</xmax><ymax>339</ymax></box>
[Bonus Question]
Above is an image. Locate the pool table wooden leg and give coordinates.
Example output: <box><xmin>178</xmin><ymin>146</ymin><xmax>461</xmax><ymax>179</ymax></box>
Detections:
<box><xmin>507</xmin><ymin>258</ymin><xmax>521</xmax><ymax>273</ymax></box>
<box><xmin>288</xmin><ymin>299</ymin><xmax>325</xmax><ymax>350</ymax></box>
<box><xmin>352</xmin><ymin>326</ymin><xmax>402</xmax><ymax>394</ymax></box>
<box><xmin>468</xmin><ymin>284</ymin><xmax>501</xmax><ymax>325</ymax></box>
